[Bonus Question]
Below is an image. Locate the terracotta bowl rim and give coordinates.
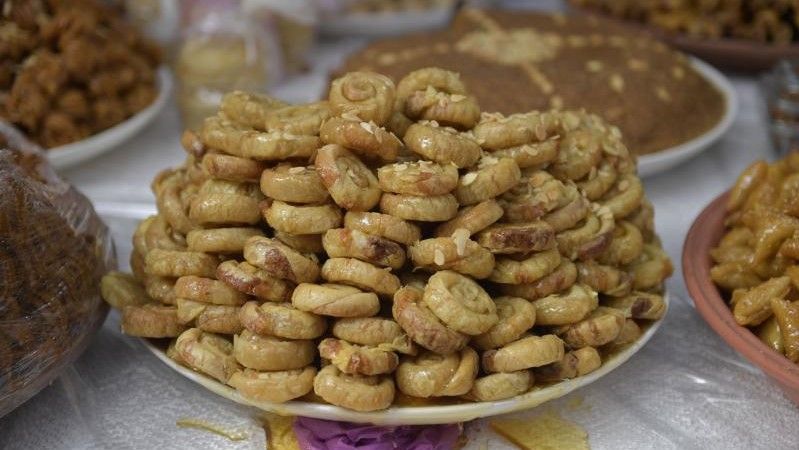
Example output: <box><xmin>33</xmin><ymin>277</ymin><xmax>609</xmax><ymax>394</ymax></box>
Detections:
<box><xmin>683</xmin><ymin>191</ymin><xmax>799</xmax><ymax>391</ymax></box>
<box><xmin>571</xmin><ymin>5</ymin><xmax>799</xmax><ymax>54</ymax></box>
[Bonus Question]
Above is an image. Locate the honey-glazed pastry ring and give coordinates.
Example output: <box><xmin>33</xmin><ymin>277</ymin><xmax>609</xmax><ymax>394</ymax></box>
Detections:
<box><xmin>229</xmin><ymin>367</ymin><xmax>316</xmax><ymax>403</ymax></box>
<box><xmin>489</xmin><ymin>248</ymin><xmax>561</xmax><ymax>284</ymax></box>
<box><xmin>216</xmin><ymin>260</ymin><xmax>294</xmax><ymax>302</ymax></box>
<box><xmin>238</xmin><ymin>301</ymin><xmax>327</xmax><ymax>340</ymax></box>
<box><xmin>473</xmin><ymin>296</ymin><xmax>537</xmax><ymax>350</ymax></box>
<box><xmin>395</xmin><ymin>347</ymin><xmax>478</xmax><ymax>397</ymax></box>
<box><xmin>174</xmin><ymin>275</ymin><xmax>248</xmax><ymax>306</ymax></box>
<box><xmin>531</xmin><ymin>283</ymin><xmax>598</xmax><ymax>326</ymax></box>
<box><xmin>403</xmin><ymin>121</ymin><xmax>481</xmax><ymax>168</ymax></box>
<box><xmin>121</xmin><ymin>304</ymin><xmax>186</xmax><ymax>338</ymax></box>
<box><xmin>329</xmin><ymin>71</ymin><xmax>396</xmax><ymax>125</ymax></box>
<box><xmin>318</xmin><ymin>338</ymin><xmax>399</xmax><ymax>376</ymax></box>
<box><xmin>409</xmin><ymin>233</ymin><xmax>496</xmax><ymax>279</ymax></box>
<box><xmin>482</xmin><ymin>334</ymin><xmax>565</xmax><ymax>373</ymax></box>
<box><xmin>404</xmin><ymin>88</ymin><xmax>481</xmax><ymax>129</ymax></box>
<box><xmin>313</xmin><ymin>365</ymin><xmax>395</xmax><ymax>412</ymax></box>
<box><xmin>186</xmin><ymin>227</ymin><xmax>263</xmax><ymax>254</ymax></box>
<box><xmin>232</xmin><ymin>329</ymin><xmax>316</xmax><ymax>371</ymax></box>
<box><xmin>322</xmin><ymin>227</ymin><xmax>407</xmax><ymax>270</ymax></box>
<box><xmin>463</xmin><ymin>371</ymin><xmax>533</xmax><ymax>402</ymax></box>
<box><xmin>377</xmin><ymin>160</ymin><xmax>459</xmax><ymax>196</ymax></box>
<box><xmin>331</xmin><ymin>317</ymin><xmax>415</xmax><ymax>354</ymax></box>
<box><xmin>422</xmin><ymin>270</ymin><xmax>499</xmax><ymax>335</ymax></box>
<box><xmin>499</xmin><ymin>260</ymin><xmax>579</xmax><ymax>300</ymax></box>
<box><xmin>264</xmin><ymin>101</ymin><xmax>331</xmax><ymax>135</ymax></box>
<box><xmin>321</xmin><ymin>257</ymin><xmax>402</xmax><ymax>297</ymax></box>
<box><xmin>379</xmin><ymin>192</ymin><xmax>459</xmax><ymax>222</ymax></box>
<box><xmin>292</xmin><ymin>283</ymin><xmax>380</xmax><ymax>318</ymax></box>
<box><xmin>435</xmin><ymin>199</ymin><xmax>504</xmax><ymax>237</ymax></box>
<box><xmin>175</xmin><ymin>328</ymin><xmax>240</xmax><ymax>383</ymax></box>
<box><xmin>455</xmin><ymin>156</ymin><xmax>521</xmax><ymax>206</ymax></box>
<box><xmin>260</xmin><ymin>164</ymin><xmax>330</xmax><ymax>204</ymax></box>
<box><xmin>344</xmin><ymin>211</ymin><xmax>422</xmax><ymax>245</ymax></box>
<box><xmin>315</xmin><ymin>144</ymin><xmax>382</xmax><ymax>212</ymax></box>
<box><xmin>320</xmin><ymin>115</ymin><xmax>402</xmax><ymax>162</ymax></box>
<box><xmin>392</xmin><ymin>285</ymin><xmax>470</xmax><ymax>355</ymax></box>
<box><xmin>263</xmin><ymin>200</ymin><xmax>343</xmax><ymax>235</ymax></box>
<box><xmin>243</xmin><ymin>236</ymin><xmax>320</xmax><ymax>284</ymax></box>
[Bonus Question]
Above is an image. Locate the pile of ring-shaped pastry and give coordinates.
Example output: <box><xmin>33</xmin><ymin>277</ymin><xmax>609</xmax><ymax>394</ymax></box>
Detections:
<box><xmin>100</xmin><ymin>67</ymin><xmax>673</xmax><ymax>412</ymax></box>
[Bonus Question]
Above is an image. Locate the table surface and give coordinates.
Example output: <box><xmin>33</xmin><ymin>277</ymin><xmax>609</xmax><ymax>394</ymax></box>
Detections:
<box><xmin>3</xmin><ymin>8</ymin><xmax>798</xmax><ymax>450</ymax></box>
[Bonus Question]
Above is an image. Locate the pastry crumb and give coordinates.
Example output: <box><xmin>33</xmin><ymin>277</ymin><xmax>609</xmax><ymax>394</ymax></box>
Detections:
<box><xmin>176</xmin><ymin>418</ymin><xmax>249</xmax><ymax>441</ymax></box>
<box><xmin>490</xmin><ymin>412</ymin><xmax>589</xmax><ymax>450</ymax></box>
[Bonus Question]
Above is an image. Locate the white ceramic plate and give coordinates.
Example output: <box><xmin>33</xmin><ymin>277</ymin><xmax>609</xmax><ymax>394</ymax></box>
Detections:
<box><xmin>637</xmin><ymin>58</ymin><xmax>737</xmax><ymax>177</ymax></box>
<box><xmin>319</xmin><ymin>6</ymin><xmax>455</xmax><ymax>37</ymax></box>
<box><xmin>143</xmin><ymin>292</ymin><xmax>668</xmax><ymax>425</ymax></box>
<box><xmin>46</xmin><ymin>67</ymin><xmax>173</xmax><ymax>170</ymax></box>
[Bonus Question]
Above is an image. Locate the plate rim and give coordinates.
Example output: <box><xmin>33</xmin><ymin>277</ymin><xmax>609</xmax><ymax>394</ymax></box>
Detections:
<box><xmin>318</xmin><ymin>5</ymin><xmax>455</xmax><ymax>37</ymax></box>
<box><xmin>637</xmin><ymin>57</ymin><xmax>738</xmax><ymax>177</ymax></box>
<box><xmin>142</xmin><ymin>292</ymin><xmax>669</xmax><ymax>425</ymax></box>
<box><xmin>45</xmin><ymin>66</ymin><xmax>173</xmax><ymax>169</ymax></box>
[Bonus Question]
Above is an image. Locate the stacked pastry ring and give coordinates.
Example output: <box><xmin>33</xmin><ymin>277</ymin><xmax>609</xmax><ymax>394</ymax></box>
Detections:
<box><xmin>101</xmin><ymin>67</ymin><xmax>672</xmax><ymax>412</ymax></box>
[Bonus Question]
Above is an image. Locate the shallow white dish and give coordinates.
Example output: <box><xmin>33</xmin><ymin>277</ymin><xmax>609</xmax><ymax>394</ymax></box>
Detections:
<box><xmin>319</xmin><ymin>6</ymin><xmax>455</xmax><ymax>37</ymax></box>
<box><xmin>637</xmin><ymin>58</ymin><xmax>737</xmax><ymax>177</ymax></box>
<box><xmin>46</xmin><ymin>66</ymin><xmax>173</xmax><ymax>170</ymax></box>
<box><xmin>143</xmin><ymin>292</ymin><xmax>668</xmax><ymax>425</ymax></box>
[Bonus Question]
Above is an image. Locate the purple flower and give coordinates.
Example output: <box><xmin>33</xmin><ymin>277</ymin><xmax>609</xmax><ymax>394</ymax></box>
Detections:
<box><xmin>293</xmin><ymin>417</ymin><xmax>462</xmax><ymax>450</ymax></box>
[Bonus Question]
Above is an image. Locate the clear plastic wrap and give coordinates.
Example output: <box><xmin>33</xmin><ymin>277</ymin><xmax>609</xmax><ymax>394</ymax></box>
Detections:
<box><xmin>0</xmin><ymin>123</ymin><xmax>116</xmax><ymax>418</ymax></box>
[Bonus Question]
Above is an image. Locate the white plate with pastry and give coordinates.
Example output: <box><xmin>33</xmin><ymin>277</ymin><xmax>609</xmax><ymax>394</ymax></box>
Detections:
<box><xmin>46</xmin><ymin>67</ymin><xmax>173</xmax><ymax>170</ymax></box>
<box><xmin>142</xmin><ymin>292</ymin><xmax>667</xmax><ymax>426</ymax></box>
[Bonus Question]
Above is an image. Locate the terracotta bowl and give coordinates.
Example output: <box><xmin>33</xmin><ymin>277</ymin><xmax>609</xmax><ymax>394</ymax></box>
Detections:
<box><xmin>683</xmin><ymin>192</ymin><xmax>799</xmax><ymax>404</ymax></box>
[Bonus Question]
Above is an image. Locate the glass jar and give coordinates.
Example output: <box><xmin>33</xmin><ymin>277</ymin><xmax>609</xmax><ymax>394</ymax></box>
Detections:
<box><xmin>175</xmin><ymin>0</ymin><xmax>275</xmax><ymax>130</ymax></box>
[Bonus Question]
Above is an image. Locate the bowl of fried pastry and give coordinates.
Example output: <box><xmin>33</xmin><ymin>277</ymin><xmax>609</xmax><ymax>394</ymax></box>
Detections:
<box><xmin>570</xmin><ymin>0</ymin><xmax>799</xmax><ymax>72</ymax></box>
<box><xmin>101</xmin><ymin>67</ymin><xmax>673</xmax><ymax>424</ymax></box>
<box><xmin>685</xmin><ymin>154</ymin><xmax>799</xmax><ymax>405</ymax></box>
<box><xmin>0</xmin><ymin>0</ymin><xmax>166</xmax><ymax>169</ymax></box>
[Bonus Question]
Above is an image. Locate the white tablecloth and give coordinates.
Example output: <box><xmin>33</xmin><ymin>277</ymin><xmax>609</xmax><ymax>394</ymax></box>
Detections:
<box><xmin>2</xmin><ymin>22</ymin><xmax>798</xmax><ymax>450</ymax></box>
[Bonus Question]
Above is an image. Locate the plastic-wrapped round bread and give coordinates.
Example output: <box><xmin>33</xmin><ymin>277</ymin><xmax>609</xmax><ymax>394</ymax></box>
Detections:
<box><xmin>0</xmin><ymin>130</ymin><xmax>115</xmax><ymax>417</ymax></box>
<box><xmin>99</xmin><ymin>67</ymin><xmax>672</xmax><ymax>412</ymax></box>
